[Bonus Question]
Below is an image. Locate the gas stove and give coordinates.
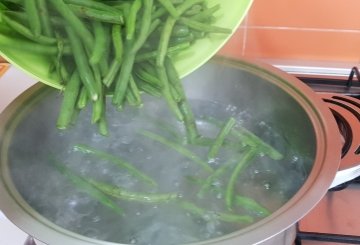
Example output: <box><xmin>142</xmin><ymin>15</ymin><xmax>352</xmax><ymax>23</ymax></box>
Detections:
<box><xmin>1</xmin><ymin>62</ymin><xmax>360</xmax><ymax>245</ymax></box>
<box><xmin>294</xmin><ymin>67</ymin><xmax>360</xmax><ymax>245</ymax></box>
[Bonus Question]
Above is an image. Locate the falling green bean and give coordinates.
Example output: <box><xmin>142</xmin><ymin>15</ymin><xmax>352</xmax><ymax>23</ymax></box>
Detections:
<box><xmin>56</xmin><ymin>71</ymin><xmax>81</xmax><ymax>129</ymax></box>
<box><xmin>207</xmin><ymin>117</ymin><xmax>236</xmax><ymax>160</ymax></box>
<box><xmin>65</xmin><ymin>26</ymin><xmax>98</xmax><ymax>101</ymax></box>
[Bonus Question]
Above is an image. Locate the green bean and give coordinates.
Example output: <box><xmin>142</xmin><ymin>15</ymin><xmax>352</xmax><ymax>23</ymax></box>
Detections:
<box><xmin>128</xmin><ymin>74</ymin><xmax>142</xmax><ymax>106</ymax></box>
<box><xmin>234</xmin><ymin>196</ymin><xmax>270</xmax><ymax>217</ymax></box>
<box><xmin>184</xmin><ymin>4</ymin><xmax>202</xmax><ymax>16</ymax></box>
<box><xmin>134</xmin><ymin>65</ymin><xmax>163</xmax><ymax>88</ymax></box>
<box><xmin>131</xmin><ymin>0</ymin><xmax>153</xmax><ymax>53</ymax></box>
<box><xmin>103</xmin><ymin>61</ymin><xmax>121</xmax><ymax>87</ymax></box>
<box><xmin>190</xmin><ymin>4</ymin><xmax>220</xmax><ymax>22</ymax></box>
<box><xmin>156</xmin><ymin>0</ymin><xmax>180</xmax><ymax>18</ymax></box>
<box><xmin>112</xmin><ymin>0</ymin><xmax>153</xmax><ymax>105</ymax></box>
<box><xmin>48</xmin><ymin>0</ymin><xmax>94</xmax><ymax>51</ymax></box>
<box><xmin>136</xmin><ymin>80</ymin><xmax>162</xmax><ymax>98</ymax></box>
<box><xmin>77</xmin><ymin>86</ymin><xmax>89</xmax><ymax>109</ymax></box>
<box><xmin>140</xmin><ymin>130</ymin><xmax>213</xmax><ymax>173</ymax></box>
<box><xmin>156</xmin><ymin>65</ymin><xmax>184</xmax><ymax>121</ymax></box>
<box><xmin>226</xmin><ymin>149</ymin><xmax>257</xmax><ymax>210</ymax></box>
<box><xmin>51</xmin><ymin>158</ymin><xmax>123</xmax><ymax>215</ymax></box>
<box><xmin>64</xmin><ymin>0</ymin><xmax>122</xmax><ymax>14</ymax></box>
<box><xmin>24</xmin><ymin>0</ymin><xmax>41</xmax><ymax>37</ymax></box>
<box><xmin>96</xmin><ymin>99</ymin><xmax>109</xmax><ymax>136</ymax></box>
<box><xmin>91</xmin><ymin>78</ymin><xmax>104</xmax><ymax>124</ymax></box>
<box><xmin>231</xmin><ymin>128</ymin><xmax>284</xmax><ymax>160</ymax></box>
<box><xmin>90</xmin><ymin>21</ymin><xmax>107</xmax><ymax>65</ymax></box>
<box><xmin>73</xmin><ymin>144</ymin><xmax>157</xmax><ymax>187</ymax></box>
<box><xmin>135</xmin><ymin>42</ymin><xmax>190</xmax><ymax>62</ymax></box>
<box><xmin>179</xmin><ymin>17</ymin><xmax>232</xmax><ymax>33</ymax></box>
<box><xmin>170</xmin><ymin>33</ymin><xmax>195</xmax><ymax>45</ymax></box>
<box><xmin>179</xmin><ymin>201</ymin><xmax>253</xmax><ymax>224</ymax></box>
<box><xmin>172</xmin><ymin>24</ymin><xmax>190</xmax><ymax>37</ymax></box>
<box><xmin>103</xmin><ymin>24</ymin><xmax>123</xmax><ymax>87</ymax></box>
<box><xmin>170</xmin><ymin>83</ymin><xmax>182</xmax><ymax>102</ymax></box>
<box><xmin>111</xmin><ymin>48</ymin><xmax>135</xmax><ymax>107</ymax></box>
<box><xmin>68</xmin><ymin>4</ymin><xmax>124</xmax><ymax>24</ymax></box>
<box><xmin>126</xmin><ymin>0</ymin><xmax>142</xmax><ymax>40</ymax></box>
<box><xmin>0</xmin><ymin>33</ymin><xmax>71</xmax><ymax>55</ymax></box>
<box><xmin>178</xmin><ymin>100</ymin><xmax>199</xmax><ymax>142</ymax></box>
<box><xmin>208</xmin><ymin>117</ymin><xmax>236</xmax><ymax>160</ymax></box>
<box><xmin>126</xmin><ymin>88</ymin><xmax>137</xmax><ymax>106</ymax></box>
<box><xmin>151</xmin><ymin>6</ymin><xmax>167</xmax><ymax>20</ymax></box>
<box><xmin>2</xmin><ymin>14</ymin><xmax>57</xmax><ymax>44</ymax></box>
<box><xmin>203</xmin><ymin>116</ymin><xmax>283</xmax><ymax>160</ymax></box>
<box><xmin>164</xmin><ymin>56</ymin><xmax>199</xmax><ymax>142</ymax></box>
<box><xmin>112</xmin><ymin>24</ymin><xmax>124</xmax><ymax>60</ymax></box>
<box><xmin>88</xmin><ymin>179</ymin><xmax>178</xmax><ymax>203</ymax></box>
<box><xmin>66</xmin><ymin>26</ymin><xmax>98</xmax><ymax>101</ymax></box>
<box><xmin>37</xmin><ymin>0</ymin><xmax>54</xmax><ymax>37</ymax></box>
<box><xmin>156</xmin><ymin>17</ymin><xmax>176</xmax><ymax>67</ymax></box>
<box><xmin>197</xmin><ymin>158</ymin><xmax>235</xmax><ymax>198</ymax></box>
<box><xmin>156</xmin><ymin>0</ymin><xmax>204</xmax><ymax>66</ymax></box>
<box><xmin>57</xmin><ymin>71</ymin><xmax>81</xmax><ymax>129</ymax></box>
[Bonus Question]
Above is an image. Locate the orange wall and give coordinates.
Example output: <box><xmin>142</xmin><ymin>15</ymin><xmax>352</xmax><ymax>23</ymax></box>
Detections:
<box><xmin>219</xmin><ymin>0</ymin><xmax>360</xmax><ymax>64</ymax></box>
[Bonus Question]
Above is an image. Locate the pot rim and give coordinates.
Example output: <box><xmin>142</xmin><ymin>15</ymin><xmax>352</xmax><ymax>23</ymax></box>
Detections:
<box><xmin>0</xmin><ymin>57</ymin><xmax>342</xmax><ymax>245</ymax></box>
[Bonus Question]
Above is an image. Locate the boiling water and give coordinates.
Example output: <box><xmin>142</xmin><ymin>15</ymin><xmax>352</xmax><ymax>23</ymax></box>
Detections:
<box><xmin>7</xmin><ymin>91</ymin><xmax>311</xmax><ymax>245</ymax></box>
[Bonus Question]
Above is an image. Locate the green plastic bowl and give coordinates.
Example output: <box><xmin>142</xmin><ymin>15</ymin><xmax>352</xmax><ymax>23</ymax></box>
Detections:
<box><xmin>0</xmin><ymin>0</ymin><xmax>253</xmax><ymax>90</ymax></box>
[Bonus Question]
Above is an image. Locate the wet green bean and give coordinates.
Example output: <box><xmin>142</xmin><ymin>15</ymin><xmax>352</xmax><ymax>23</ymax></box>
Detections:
<box><xmin>140</xmin><ymin>130</ymin><xmax>213</xmax><ymax>173</ymax></box>
<box><xmin>208</xmin><ymin>117</ymin><xmax>236</xmax><ymax>160</ymax></box>
<box><xmin>51</xmin><ymin>158</ymin><xmax>123</xmax><ymax>215</ymax></box>
<box><xmin>73</xmin><ymin>144</ymin><xmax>157</xmax><ymax>187</ymax></box>
<box><xmin>226</xmin><ymin>149</ymin><xmax>257</xmax><ymax>210</ymax></box>
<box><xmin>88</xmin><ymin>179</ymin><xmax>178</xmax><ymax>203</ymax></box>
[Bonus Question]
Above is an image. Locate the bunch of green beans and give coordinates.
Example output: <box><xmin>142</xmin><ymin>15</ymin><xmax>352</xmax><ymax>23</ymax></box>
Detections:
<box><xmin>0</xmin><ymin>0</ymin><xmax>231</xmax><ymax>136</ymax></box>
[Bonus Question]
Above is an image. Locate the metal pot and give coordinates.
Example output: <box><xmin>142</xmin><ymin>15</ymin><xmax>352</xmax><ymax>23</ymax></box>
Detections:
<box><xmin>0</xmin><ymin>57</ymin><xmax>341</xmax><ymax>245</ymax></box>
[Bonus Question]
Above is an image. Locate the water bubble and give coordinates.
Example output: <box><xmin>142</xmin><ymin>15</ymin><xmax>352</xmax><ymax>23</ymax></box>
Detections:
<box><xmin>211</xmin><ymin>180</ymin><xmax>221</xmax><ymax>188</ymax></box>
<box><xmin>92</xmin><ymin>216</ymin><xmax>101</xmax><ymax>223</ymax></box>
<box><xmin>129</xmin><ymin>237</ymin><xmax>138</xmax><ymax>244</ymax></box>
<box><xmin>136</xmin><ymin>211</ymin><xmax>141</xmax><ymax>216</ymax></box>
<box><xmin>264</xmin><ymin>183</ymin><xmax>271</xmax><ymax>190</ymax></box>
<box><xmin>83</xmin><ymin>228</ymin><xmax>99</xmax><ymax>238</ymax></box>
<box><xmin>259</xmin><ymin>121</ymin><xmax>266</xmax><ymax>127</ymax></box>
<box><xmin>291</xmin><ymin>156</ymin><xmax>299</xmax><ymax>163</ymax></box>
<box><xmin>121</xmin><ymin>136</ymin><xmax>131</xmax><ymax>145</ymax></box>
<box><xmin>216</xmin><ymin>193</ymin><xmax>222</xmax><ymax>199</ymax></box>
